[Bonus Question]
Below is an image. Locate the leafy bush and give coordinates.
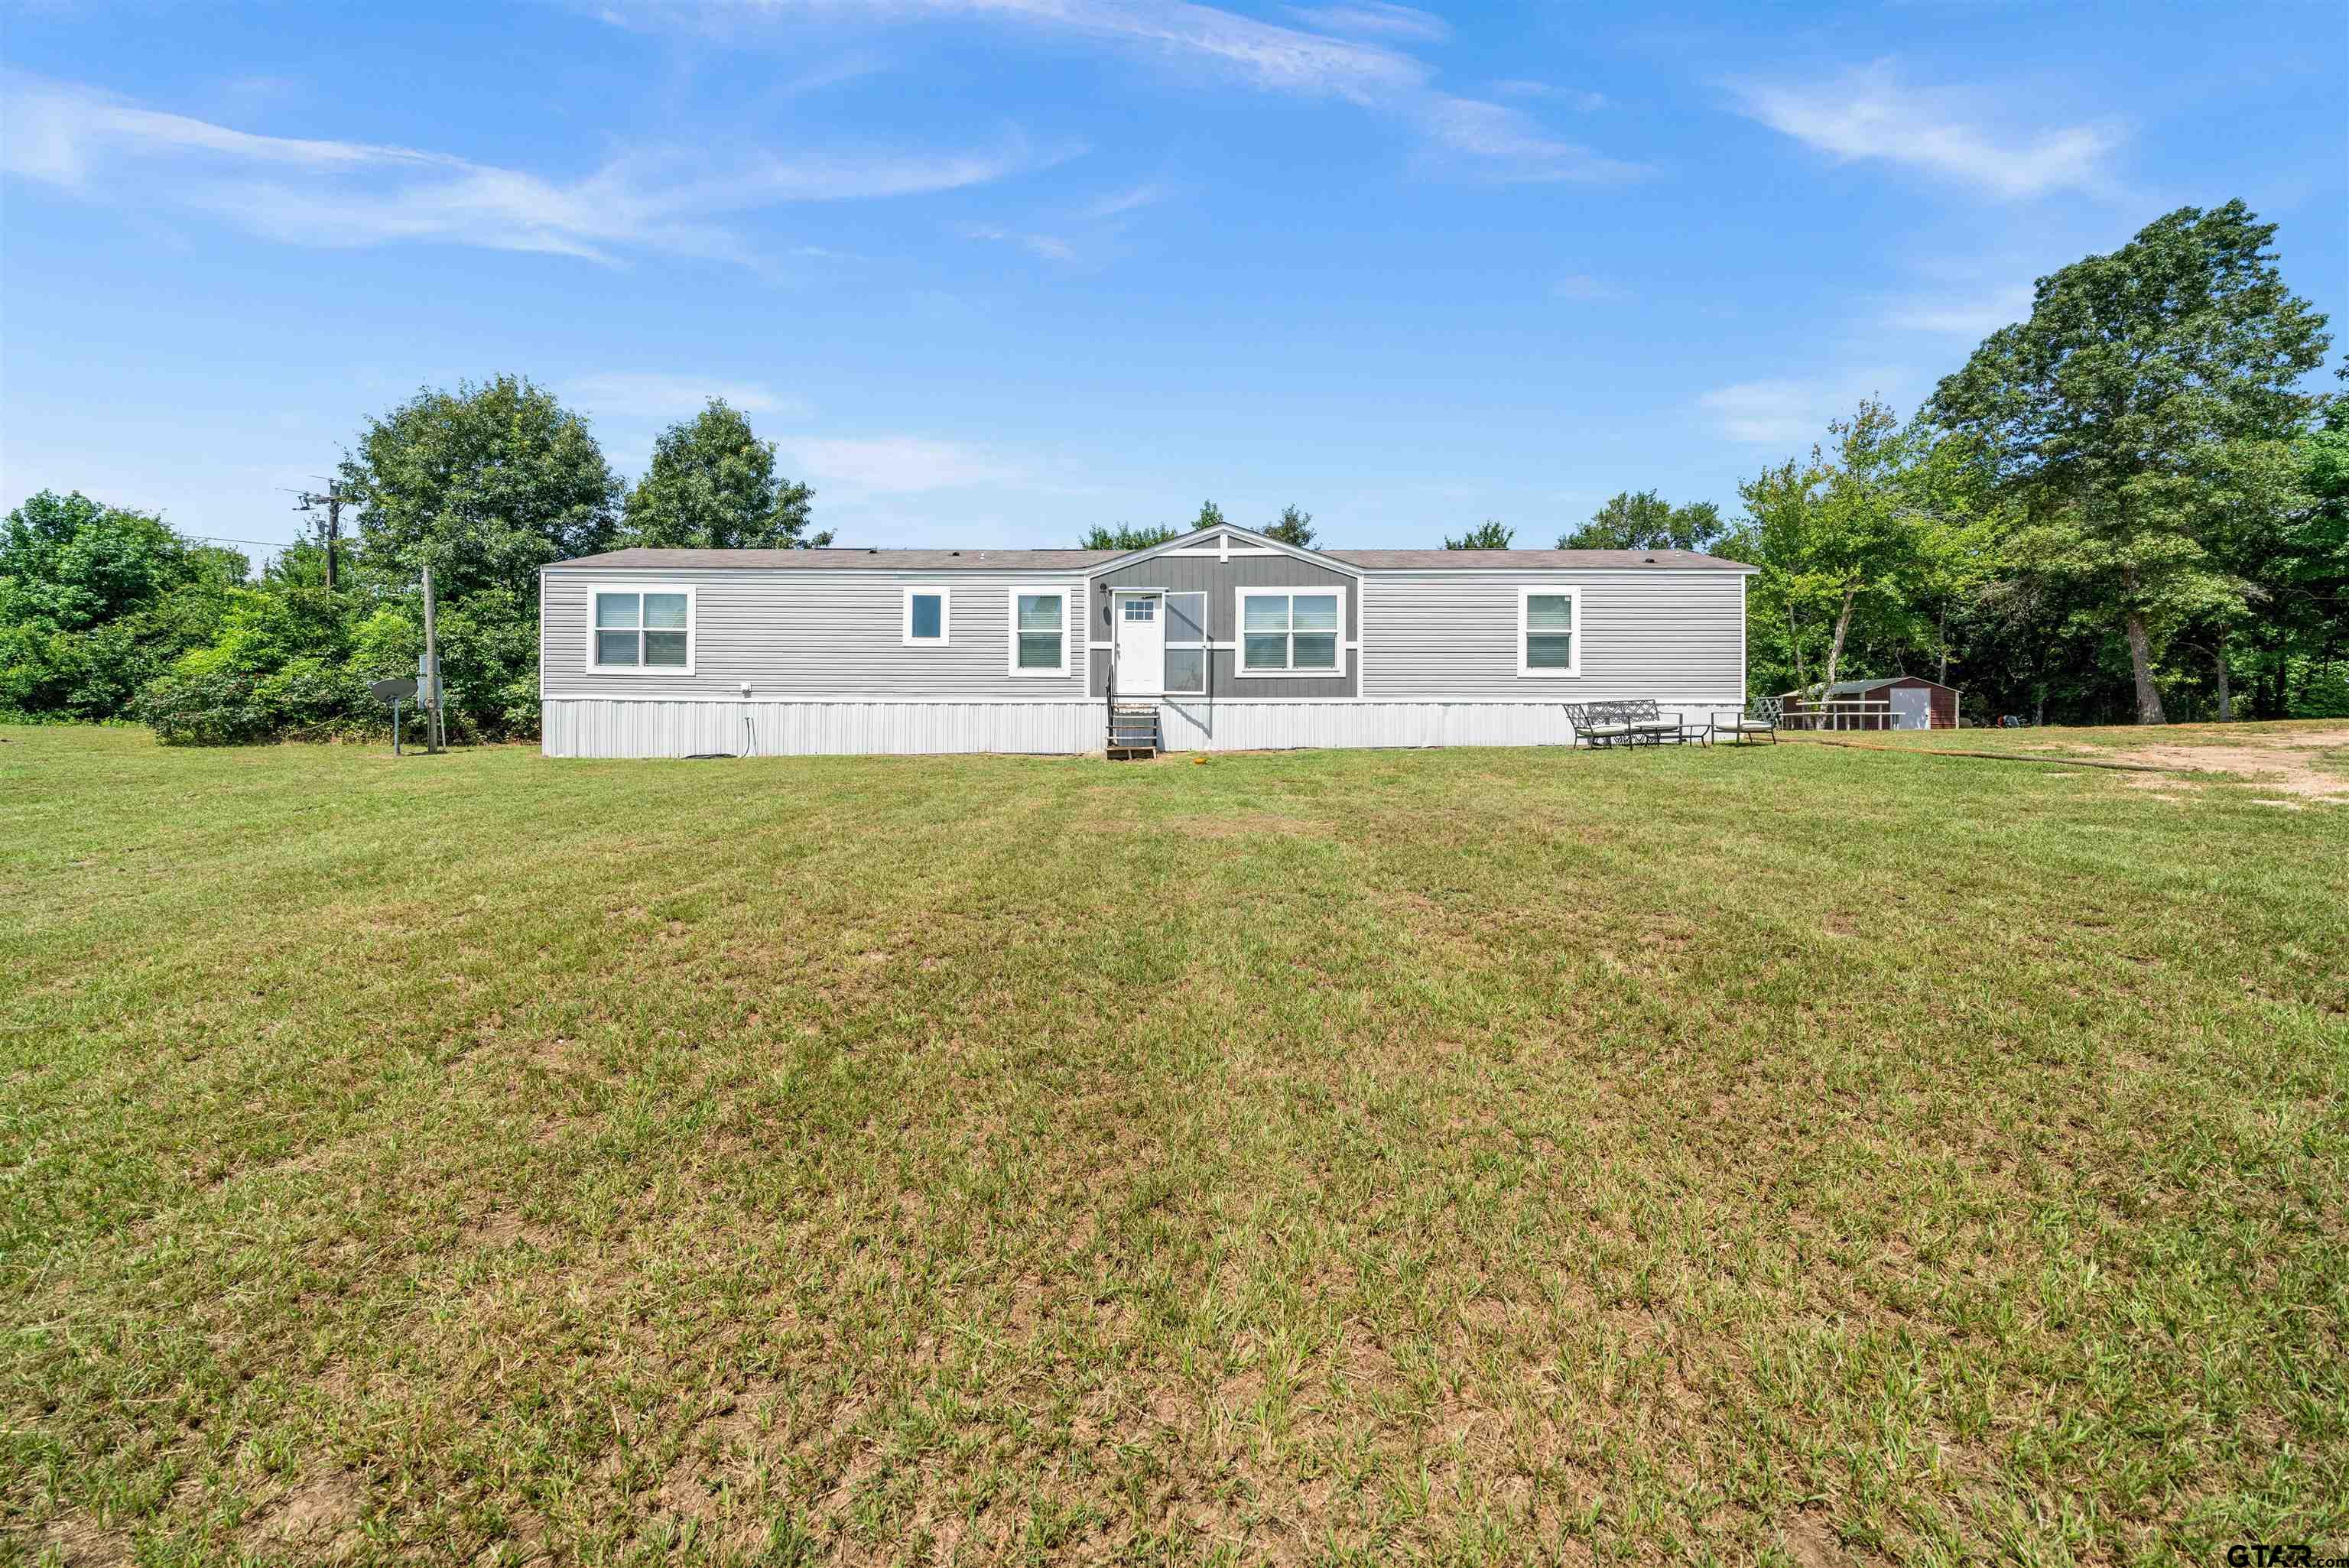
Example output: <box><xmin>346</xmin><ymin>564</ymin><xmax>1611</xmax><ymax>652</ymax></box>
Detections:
<box><xmin>134</xmin><ymin>660</ymin><xmax>379</xmax><ymax>746</ymax></box>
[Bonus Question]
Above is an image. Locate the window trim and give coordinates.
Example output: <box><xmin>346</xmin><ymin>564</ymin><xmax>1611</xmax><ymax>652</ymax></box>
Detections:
<box><xmin>1234</xmin><ymin>586</ymin><xmax>1348</xmax><ymax>679</ymax></box>
<box><xmin>902</xmin><ymin>586</ymin><xmax>952</xmax><ymax>648</ymax></box>
<box><xmin>1516</xmin><ymin>584</ymin><xmax>1583</xmax><ymax>678</ymax></box>
<box><xmin>1006</xmin><ymin>586</ymin><xmax>1072</xmax><ymax>678</ymax></box>
<box><xmin>1162</xmin><ymin>589</ymin><xmax>1207</xmax><ymax>694</ymax></box>
<box><xmin>586</xmin><ymin>583</ymin><xmax>697</xmax><ymax>677</ymax></box>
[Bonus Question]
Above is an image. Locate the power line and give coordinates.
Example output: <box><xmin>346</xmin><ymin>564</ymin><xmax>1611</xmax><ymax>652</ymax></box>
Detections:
<box><xmin>291</xmin><ymin>476</ymin><xmax>351</xmax><ymax>594</ymax></box>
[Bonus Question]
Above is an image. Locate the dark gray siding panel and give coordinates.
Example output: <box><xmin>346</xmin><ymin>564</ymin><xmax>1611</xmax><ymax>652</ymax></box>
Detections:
<box><xmin>1087</xmin><ymin>554</ymin><xmax>1359</xmax><ymax>699</ymax></box>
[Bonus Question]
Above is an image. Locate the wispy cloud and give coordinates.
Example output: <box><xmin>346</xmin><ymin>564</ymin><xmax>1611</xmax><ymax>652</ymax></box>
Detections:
<box><xmin>958</xmin><ymin>222</ymin><xmax>1079</xmax><ymax>261</ymax></box>
<box><xmin>1551</xmin><ymin>273</ymin><xmax>1623</xmax><ymax>301</ymax></box>
<box><xmin>1880</xmin><ymin>282</ymin><xmax>2032</xmax><ymax>336</ymax></box>
<box><xmin>564</xmin><ymin>373</ymin><xmax>811</xmax><ymax>419</ymax></box>
<box><xmin>639</xmin><ymin>0</ymin><xmax>1424</xmax><ymax>102</ymax></box>
<box><xmin>957</xmin><ymin>180</ymin><xmax>1169</xmax><ymax>265</ymax></box>
<box><xmin>783</xmin><ymin>434</ymin><xmax>1020</xmax><ymax>492</ymax></box>
<box><xmin>1491</xmin><ymin>79</ymin><xmax>1604</xmax><ymax>112</ymax></box>
<box><xmin>1085</xmin><ymin>180</ymin><xmax>1168</xmax><ymax>218</ymax></box>
<box><xmin>1698</xmin><ymin>372</ymin><xmax>1904</xmax><ymax>446</ymax></box>
<box><xmin>1414</xmin><ymin>96</ymin><xmax>1644</xmax><ymax>183</ymax></box>
<box><xmin>613</xmin><ymin>0</ymin><xmax>1640</xmax><ymax>186</ymax></box>
<box><xmin>1732</xmin><ymin>60</ymin><xmax>2122</xmax><ymax>200</ymax></box>
<box><xmin>1285</xmin><ymin>2</ymin><xmax>1448</xmax><ymax>44</ymax></box>
<box><xmin>2</xmin><ymin>70</ymin><xmax>1054</xmax><ymax>266</ymax></box>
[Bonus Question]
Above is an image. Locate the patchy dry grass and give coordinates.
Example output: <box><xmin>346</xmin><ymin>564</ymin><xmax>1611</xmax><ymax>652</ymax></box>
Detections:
<box><xmin>2</xmin><ymin>724</ymin><xmax>2344</xmax><ymax>1566</ymax></box>
<box><xmin>1815</xmin><ymin>720</ymin><xmax>2349</xmax><ymax>803</ymax></box>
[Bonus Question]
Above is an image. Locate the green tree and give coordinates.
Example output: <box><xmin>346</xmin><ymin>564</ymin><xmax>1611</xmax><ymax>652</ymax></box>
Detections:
<box><xmin>1735</xmin><ymin>401</ymin><xmax>1999</xmax><ymax>699</ymax></box>
<box><xmin>2253</xmin><ymin>416</ymin><xmax>2349</xmax><ymax>715</ymax></box>
<box><xmin>0</xmin><ymin>491</ymin><xmax>245</xmax><ymax>719</ymax></box>
<box><xmin>1082</xmin><ymin>500</ymin><xmax>1233</xmax><ymax>547</ymax></box>
<box><xmin>619</xmin><ymin>399</ymin><xmax>828</xmax><ymax>550</ymax></box>
<box><xmin>171</xmin><ymin>544</ymin><xmax>349</xmax><ymax>681</ymax></box>
<box><xmin>1561</xmin><ymin>491</ymin><xmax>1724</xmax><ymax>552</ymax></box>
<box><xmin>1444</xmin><ymin>519</ymin><xmax>1513</xmax><ymax>550</ymax></box>
<box><xmin>1264</xmin><ymin>505</ymin><xmax>1316</xmax><ymax>547</ymax></box>
<box><xmin>339</xmin><ymin>375</ymin><xmax>621</xmax><ymax>601</ymax></box>
<box><xmin>1079</xmin><ymin>523</ymin><xmax>1182</xmax><ymax>550</ymax></box>
<box><xmin>1928</xmin><ymin>200</ymin><xmax>2331</xmax><ymax>723</ymax></box>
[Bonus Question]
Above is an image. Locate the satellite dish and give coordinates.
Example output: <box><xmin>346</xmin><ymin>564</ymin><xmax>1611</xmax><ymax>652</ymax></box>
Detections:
<box><xmin>370</xmin><ymin>677</ymin><xmax>419</xmax><ymax>703</ymax></box>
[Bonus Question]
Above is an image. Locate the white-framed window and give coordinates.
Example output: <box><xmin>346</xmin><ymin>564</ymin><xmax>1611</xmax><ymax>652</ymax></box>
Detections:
<box><xmin>1236</xmin><ymin>587</ymin><xmax>1344</xmax><ymax>677</ymax></box>
<box><xmin>902</xmin><ymin>587</ymin><xmax>951</xmax><ymax>647</ymax></box>
<box><xmin>1008</xmin><ymin>587</ymin><xmax>1071</xmax><ymax>677</ymax></box>
<box><xmin>1517</xmin><ymin>585</ymin><xmax>1581</xmax><ymax>677</ymax></box>
<box><xmin>1165</xmin><ymin>590</ymin><xmax>1207</xmax><ymax>693</ymax></box>
<box><xmin>588</xmin><ymin>585</ymin><xmax>695</xmax><ymax>674</ymax></box>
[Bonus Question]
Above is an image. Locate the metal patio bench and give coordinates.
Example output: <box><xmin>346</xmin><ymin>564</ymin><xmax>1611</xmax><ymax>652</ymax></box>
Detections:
<box><xmin>1567</xmin><ymin>699</ymin><xmax>1691</xmax><ymax>748</ymax></box>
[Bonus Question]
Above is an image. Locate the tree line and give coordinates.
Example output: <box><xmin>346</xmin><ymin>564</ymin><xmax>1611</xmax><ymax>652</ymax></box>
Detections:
<box><xmin>1200</xmin><ymin>202</ymin><xmax>2347</xmax><ymax>722</ymax></box>
<box><xmin>3</xmin><ymin>387</ymin><xmax>827</xmax><ymax>743</ymax></box>
<box><xmin>5</xmin><ymin>200</ymin><xmax>2341</xmax><ymax>742</ymax></box>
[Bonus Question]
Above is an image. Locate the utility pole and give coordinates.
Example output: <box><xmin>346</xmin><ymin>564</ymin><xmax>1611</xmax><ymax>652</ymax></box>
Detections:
<box><xmin>292</xmin><ymin>479</ymin><xmax>350</xmax><ymax>596</ymax></box>
<box><xmin>421</xmin><ymin>563</ymin><xmax>444</xmax><ymax>755</ymax></box>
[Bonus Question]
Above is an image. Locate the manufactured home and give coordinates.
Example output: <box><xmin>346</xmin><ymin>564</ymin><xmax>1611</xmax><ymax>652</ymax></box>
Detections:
<box><xmin>538</xmin><ymin>524</ymin><xmax>1758</xmax><ymax>758</ymax></box>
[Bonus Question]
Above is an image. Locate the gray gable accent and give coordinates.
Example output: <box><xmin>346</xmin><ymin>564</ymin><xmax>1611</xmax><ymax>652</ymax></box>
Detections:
<box><xmin>1089</xmin><ymin>554</ymin><xmax>1358</xmax><ymax>700</ymax></box>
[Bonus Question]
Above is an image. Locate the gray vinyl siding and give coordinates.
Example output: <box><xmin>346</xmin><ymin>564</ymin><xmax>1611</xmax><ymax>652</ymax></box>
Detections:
<box><xmin>1361</xmin><ymin>572</ymin><xmax>1746</xmax><ymax>702</ymax></box>
<box><xmin>541</xmin><ymin>568</ymin><xmax>1090</xmax><ymax>700</ymax></box>
<box><xmin>1087</xmin><ymin>554</ymin><xmax>1359</xmax><ymax>699</ymax></box>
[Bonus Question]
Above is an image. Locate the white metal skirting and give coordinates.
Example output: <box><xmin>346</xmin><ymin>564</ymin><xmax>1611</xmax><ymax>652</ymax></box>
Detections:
<box><xmin>543</xmin><ymin>697</ymin><xmax>1741</xmax><ymax>758</ymax></box>
<box><xmin>541</xmin><ymin>700</ymin><xmax>1097</xmax><ymax>758</ymax></box>
<box><xmin>1154</xmin><ymin>700</ymin><xmax>1728</xmax><ymax>752</ymax></box>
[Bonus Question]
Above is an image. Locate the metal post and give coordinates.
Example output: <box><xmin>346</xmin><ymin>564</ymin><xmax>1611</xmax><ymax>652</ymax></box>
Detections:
<box><xmin>421</xmin><ymin>563</ymin><xmax>443</xmax><ymax>755</ymax></box>
<box><xmin>394</xmin><ymin>698</ymin><xmax>403</xmax><ymax>756</ymax></box>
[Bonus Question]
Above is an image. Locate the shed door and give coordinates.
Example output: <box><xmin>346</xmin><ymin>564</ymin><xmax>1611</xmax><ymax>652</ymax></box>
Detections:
<box><xmin>1890</xmin><ymin>687</ymin><xmax>1930</xmax><ymax>729</ymax></box>
<box><xmin>1113</xmin><ymin>592</ymin><xmax>1165</xmax><ymax>696</ymax></box>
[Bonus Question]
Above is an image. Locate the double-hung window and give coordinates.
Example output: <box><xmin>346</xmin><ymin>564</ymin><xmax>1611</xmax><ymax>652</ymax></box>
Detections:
<box><xmin>1008</xmin><ymin>588</ymin><xmax>1070</xmax><ymax>676</ymax></box>
<box><xmin>1517</xmin><ymin>586</ymin><xmax>1581</xmax><ymax>677</ymax></box>
<box><xmin>902</xmin><ymin>588</ymin><xmax>950</xmax><ymax>646</ymax></box>
<box><xmin>590</xmin><ymin>586</ymin><xmax>694</xmax><ymax>674</ymax></box>
<box><xmin>1238</xmin><ymin>589</ymin><xmax>1343</xmax><ymax>676</ymax></box>
<box><xmin>1164</xmin><ymin>591</ymin><xmax>1207</xmax><ymax>693</ymax></box>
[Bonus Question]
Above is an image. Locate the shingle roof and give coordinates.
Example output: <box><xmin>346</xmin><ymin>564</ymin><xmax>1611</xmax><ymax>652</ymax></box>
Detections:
<box><xmin>1788</xmin><ymin>677</ymin><xmax>1953</xmax><ymax>697</ymax></box>
<box><xmin>550</xmin><ymin>547</ymin><xmax>1120</xmax><ymax>571</ymax></box>
<box><xmin>1326</xmin><ymin>549</ymin><xmax>1750</xmax><ymax>571</ymax></box>
<box><xmin>551</xmin><ymin>546</ymin><xmax>1756</xmax><ymax>573</ymax></box>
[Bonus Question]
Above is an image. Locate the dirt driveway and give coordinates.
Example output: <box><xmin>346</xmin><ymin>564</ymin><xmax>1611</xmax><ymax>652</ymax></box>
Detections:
<box><xmin>1802</xmin><ymin>722</ymin><xmax>2349</xmax><ymax>803</ymax></box>
<box><xmin>2052</xmin><ymin>726</ymin><xmax>2349</xmax><ymax>800</ymax></box>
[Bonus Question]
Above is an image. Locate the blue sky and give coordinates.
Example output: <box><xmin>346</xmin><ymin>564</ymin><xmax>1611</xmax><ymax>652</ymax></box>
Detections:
<box><xmin>3</xmin><ymin>0</ymin><xmax>2341</xmax><ymax>562</ymax></box>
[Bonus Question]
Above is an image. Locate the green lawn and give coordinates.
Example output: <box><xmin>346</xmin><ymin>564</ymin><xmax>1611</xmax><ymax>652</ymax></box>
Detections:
<box><xmin>4</xmin><ymin>725</ymin><xmax>2345</xmax><ymax>1566</ymax></box>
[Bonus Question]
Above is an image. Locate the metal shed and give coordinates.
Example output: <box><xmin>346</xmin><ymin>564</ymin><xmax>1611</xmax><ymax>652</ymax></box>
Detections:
<box><xmin>1780</xmin><ymin>676</ymin><xmax>1958</xmax><ymax>731</ymax></box>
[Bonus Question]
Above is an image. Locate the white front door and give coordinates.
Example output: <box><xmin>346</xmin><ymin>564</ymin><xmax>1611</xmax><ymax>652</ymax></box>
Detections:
<box><xmin>1113</xmin><ymin>592</ymin><xmax>1165</xmax><ymax>696</ymax></box>
<box><xmin>1890</xmin><ymin>687</ymin><xmax>1930</xmax><ymax>729</ymax></box>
